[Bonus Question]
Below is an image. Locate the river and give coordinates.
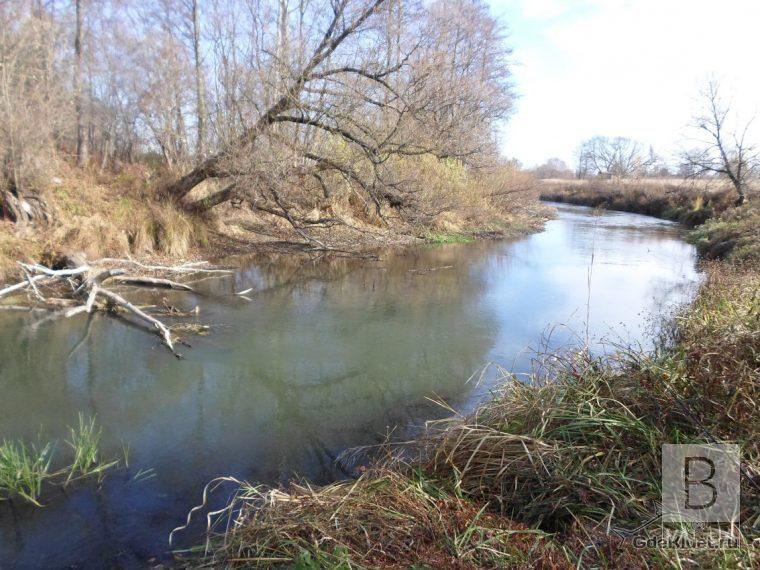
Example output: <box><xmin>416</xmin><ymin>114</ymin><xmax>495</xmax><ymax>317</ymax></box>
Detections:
<box><xmin>0</xmin><ymin>203</ymin><xmax>702</xmax><ymax>568</ymax></box>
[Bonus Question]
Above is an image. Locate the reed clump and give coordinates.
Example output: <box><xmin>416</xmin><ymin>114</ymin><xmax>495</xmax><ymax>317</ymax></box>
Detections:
<box><xmin>424</xmin><ymin>264</ymin><xmax>758</xmax><ymax>528</ymax></box>
<box><xmin>65</xmin><ymin>413</ymin><xmax>119</xmax><ymax>485</ymax></box>
<box><xmin>198</xmin><ymin>262</ymin><xmax>758</xmax><ymax>568</ymax></box>
<box><xmin>0</xmin><ymin>440</ymin><xmax>53</xmax><ymax>506</ymax></box>
<box><xmin>0</xmin><ymin>414</ymin><xmax>122</xmax><ymax>506</ymax></box>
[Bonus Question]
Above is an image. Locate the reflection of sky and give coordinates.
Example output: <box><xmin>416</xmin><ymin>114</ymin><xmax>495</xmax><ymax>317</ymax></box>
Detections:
<box><xmin>0</xmin><ymin>203</ymin><xmax>702</xmax><ymax>567</ymax></box>
<box><xmin>467</xmin><ymin>205</ymin><xmax>701</xmax><ymax>400</ymax></box>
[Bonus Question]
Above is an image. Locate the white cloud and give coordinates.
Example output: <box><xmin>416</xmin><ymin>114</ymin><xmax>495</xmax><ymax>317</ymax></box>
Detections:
<box><xmin>490</xmin><ymin>0</ymin><xmax>760</xmax><ymax>167</ymax></box>
<box><xmin>519</xmin><ymin>0</ymin><xmax>572</xmax><ymax>20</ymax></box>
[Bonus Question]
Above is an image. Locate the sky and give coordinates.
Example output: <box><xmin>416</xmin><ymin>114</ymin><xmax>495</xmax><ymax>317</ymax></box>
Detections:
<box><xmin>487</xmin><ymin>0</ymin><xmax>760</xmax><ymax>168</ymax></box>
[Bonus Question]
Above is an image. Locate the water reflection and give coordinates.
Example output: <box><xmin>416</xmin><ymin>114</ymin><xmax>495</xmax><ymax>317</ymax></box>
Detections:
<box><xmin>0</xmin><ymin>203</ymin><xmax>701</xmax><ymax>568</ymax></box>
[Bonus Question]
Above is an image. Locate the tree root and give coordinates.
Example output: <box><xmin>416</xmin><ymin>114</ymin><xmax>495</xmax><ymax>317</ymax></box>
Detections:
<box><xmin>0</xmin><ymin>257</ymin><xmax>231</xmax><ymax>357</ymax></box>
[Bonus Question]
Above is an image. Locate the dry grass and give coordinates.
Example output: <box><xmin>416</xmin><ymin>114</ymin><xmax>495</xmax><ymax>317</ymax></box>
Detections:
<box><xmin>0</xmin><ymin>167</ymin><xmax>209</xmax><ymax>281</ymax></box>
<box><xmin>197</xmin><ymin>469</ymin><xmax>569</xmax><ymax>569</ymax></box>
<box><xmin>1</xmin><ymin>157</ymin><xmax>547</xmax><ymax>281</ymax></box>
<box><xmin>388</xmin><ymin>156</ymin><xmax>543</xmax><ymax>235</ymax></box>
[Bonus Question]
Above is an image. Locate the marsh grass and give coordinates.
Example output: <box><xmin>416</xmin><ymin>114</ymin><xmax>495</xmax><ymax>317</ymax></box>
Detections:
<box><xmin>65</xmin><ymin>413</ymin><xmax>119</xmax><ymax>485</ymax></box>
<box><xmin>688</xmin><ymin>202</ymin><xmax>760</xmax><ymax>262</ymax></box>
<box><xmin>194</xmin><ymin>470</ymin><xmax>568</xmax><ymax>569</ymax></box>
<box><xmin>195</xmin><ymin>262</ymin><xmax>758</xmax><ymax>568</ymax></box>
<box><xmin>0</xmin><ymin>440</ymin><xmax>53</xmax><ymax>506</ymax></box>
<box><xmin>0</xmin><ymin>415</ymin><xmax>123</xmax><ymax>506</ymax></box>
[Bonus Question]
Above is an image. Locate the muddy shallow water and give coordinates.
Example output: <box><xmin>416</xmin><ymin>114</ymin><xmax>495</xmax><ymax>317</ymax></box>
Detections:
<box><xmin>0</xmin><ymin>203</ymin><xmax>701</xmax><ymax>568</ymax></box>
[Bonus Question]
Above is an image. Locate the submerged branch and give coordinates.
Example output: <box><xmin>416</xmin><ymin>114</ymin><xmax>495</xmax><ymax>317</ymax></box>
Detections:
<box><xmin>0</xmin><ymin>256</ymin><xmax>226</xmax><ymax>356</ymax></box>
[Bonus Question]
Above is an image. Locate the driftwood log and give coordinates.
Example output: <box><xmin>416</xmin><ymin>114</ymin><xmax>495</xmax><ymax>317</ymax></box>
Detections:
<box><xmin>0</xmin><ymin>257</ymin><xmax>232</xmax><ymax>357</ymax></box>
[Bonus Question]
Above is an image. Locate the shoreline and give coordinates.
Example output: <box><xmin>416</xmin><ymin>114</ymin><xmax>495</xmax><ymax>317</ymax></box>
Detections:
<box><xmin>0</xmin><ymin>200</ymin><xmax>553</xmax><ymax>287</ymax></box>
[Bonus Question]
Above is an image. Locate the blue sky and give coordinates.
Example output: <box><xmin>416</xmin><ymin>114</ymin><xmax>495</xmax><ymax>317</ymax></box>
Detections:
<box><xmin>486</xmin><ymin>0</ymin><xmax>760</xmax><ymax>167</ymax></box>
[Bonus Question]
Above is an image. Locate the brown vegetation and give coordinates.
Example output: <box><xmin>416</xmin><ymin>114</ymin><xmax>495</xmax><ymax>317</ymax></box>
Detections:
<box><xmin>539</xmin><ymin>178</ymin><xmax>737</xmax><ymax>227</ymax></box>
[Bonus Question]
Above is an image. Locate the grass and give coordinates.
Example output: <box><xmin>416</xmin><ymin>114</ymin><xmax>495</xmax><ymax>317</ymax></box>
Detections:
<box><xmin>422</xmin><ymin>231</ymin><xmax>475</xmax><ymax>245</ymax></box>
<box><xmin>65</xmin><ymin>413</ymin><xmax>119</xmax><ymax>485</ymax></box>
<box><xmin>0</xmin><ymin>167</ymin><xmax>209</xmax><ymax>282</ymax></box>
<box><xmin>688</xmin><ymin>201</ymin><xmax>760</xmax><ymax>262</ymax></box>
<box><xmin>0</xmin><ymin>440</ymin><xmax>53</xmax><ymax>506</ymax></box>
<box><xmin>0</xmin><ymin>158</ymin><xmax>545</xmax><ymax>283</ymax></box>
<box><xmin>0</xmin><ymin>415</ymin><xmax>122</xmax><ymax>506</ymax></box>
<box><xmin>191</xmin><ymin>470</ymin><xmax>567</xmax><ymax>568</ymax></box>
<box><xmin>193</xmin><ymin>259</ymin><xmax>759</xmax><ymax>568</ymax></box>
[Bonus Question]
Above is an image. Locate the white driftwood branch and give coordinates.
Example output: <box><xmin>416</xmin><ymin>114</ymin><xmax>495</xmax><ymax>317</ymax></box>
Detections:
<box><xmin>0</xmin><ymin>257</ymin><xmax>225</xmax><ymax>356</ymax></box>
<box><xmin>97</xmin><ymin>258</ymin><xmax>232</xmax><ymax>274</ymax></box>
<box><xmin>18</xmin><ymin>263</ymin><xmax>91</xmax><ymax>277</ymax></box>
<box><xmin>65</xmin><ymin>305</ymin><xmax>89</xmax><ymax>318</ymax></box>
<box><xmin>95</xmin><ymin>287</ymin><xmax>178</xmax><ymax>355</ymax></box>
<box><xmin>0</xmin><ymin>275</ymin><xmax>47</xmax><ymax>299</ymax></box>
<box><xmin>0</xmin><ymin>264</ymin><xmax>90</xmax><ymax>299</ymax></box>
<box><xmin>111</xmin><ymin>276</ymin><xmax>195</xmax><ymax>291</ymax></box>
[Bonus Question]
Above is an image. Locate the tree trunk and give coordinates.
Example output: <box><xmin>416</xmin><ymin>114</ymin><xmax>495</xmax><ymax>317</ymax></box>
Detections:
<box><xmin>192</xmin><ymin>0</ymin><xmax>206</xmax><ymax>159</ymax></box>
<box><xmin>74</xmin><ymin>0</ymin><xmax>88</xmax><ymax>167</ymax></box>
<box><xmin>161</xmin><ymin>93</ymin><xmax>292</xmax><ymax>202</ymax></box>
<box><xmin>1</xmin><ymin>188</ymin><xmax>50</xmax><ymax>224</ymax></box>
<box><xmin>188</xmin><ymin>183</ymin><xmax>237</xmax><ymax>212</ymax></box>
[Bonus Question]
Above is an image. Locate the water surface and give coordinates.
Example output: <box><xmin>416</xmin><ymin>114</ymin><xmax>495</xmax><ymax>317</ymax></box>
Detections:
<box><xmin>0</xmin><ymin>203</ymin><xmax>701</xmax><ymax>568</ymax></box>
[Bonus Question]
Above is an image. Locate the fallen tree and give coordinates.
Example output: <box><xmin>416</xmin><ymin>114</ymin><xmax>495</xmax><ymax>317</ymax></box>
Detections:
<box><xmin>0</xmin><ymin>257</ymin><xmax>232</xmax><ymax>357</ymax></box>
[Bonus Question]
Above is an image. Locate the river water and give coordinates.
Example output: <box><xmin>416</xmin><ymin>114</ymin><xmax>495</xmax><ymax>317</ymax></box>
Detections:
<box><xmin>0</xmin><ymin>203</ymin><xmax>701</xmax><ymax>568</ymax></box>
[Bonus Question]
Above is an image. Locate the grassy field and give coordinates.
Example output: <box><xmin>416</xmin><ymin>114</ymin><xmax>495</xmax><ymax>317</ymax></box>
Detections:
<box><xmin>187</xmin><ymin>205</ymin><xmax>759</xmax><ymax>567</ymax></box>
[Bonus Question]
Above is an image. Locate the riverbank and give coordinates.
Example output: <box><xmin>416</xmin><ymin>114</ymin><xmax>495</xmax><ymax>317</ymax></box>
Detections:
<box><xmin>193</xmin><ymin>264</ymin><xmax>759</xmax><ymax>569</ymax></box>
<box><xmin>539</xmin><ymin>178</ymin><xmax>759</xmax><ymax>263</ymax></box>
<box><xmin>0</xmin><ymin>166</ymin><xmax>549</xmax><ymax>284</ymax></box>
<box><xmin>539</xmin><ymin>178</ymin><xmax>736</xmax><ymax>227</ymax></box>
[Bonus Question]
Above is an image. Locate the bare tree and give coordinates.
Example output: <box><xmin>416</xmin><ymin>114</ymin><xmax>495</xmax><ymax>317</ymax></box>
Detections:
<box><xmin>162</xmin><ymin>0</ymin><xmax>391</xmax><ymax>203</ymax></box>
<box><xmin>576</xmin><ymin>136</ymin><xmax>648</xmax><ymax>179</ymax></box>
<box><xmin>533</xmin><ymin>158</ymin><xmax>572</xmax><ymax>179</ymax></box>
<box><xmin>1</xmin><ymin>0</ymin><xmax>515</xmax><ymax>233</ymax></box>
<box><xmin>0</xmin><ymin>2</ymin><xmax>68</xmax><ymax>222</ymax></box>
<box><xmin>163</xmin><ymin>0</ymin><xmax>513</xmax><ymax>220</ymax></box>
<box><xmin>682</xmin><ymin>80</ymin><xmax>757</xmax><ymax>205</ymax></box>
